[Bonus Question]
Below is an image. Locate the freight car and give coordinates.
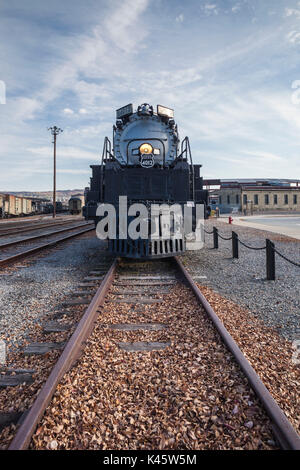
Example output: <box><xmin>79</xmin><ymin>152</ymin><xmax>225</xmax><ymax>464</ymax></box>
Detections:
<box><xmin>0</xmin><ymin>194</ymin><xmax>34</xmax><ymax>218</ymax></box>
<box><xmin>41</xmin><ymin>201</ymin><xmax>65</xmax><ymax>214</ymax></box>
<box><xmin>83</xmin><ymin>103</ymin><xmax>208</xmax><ymax>258</ymax></box>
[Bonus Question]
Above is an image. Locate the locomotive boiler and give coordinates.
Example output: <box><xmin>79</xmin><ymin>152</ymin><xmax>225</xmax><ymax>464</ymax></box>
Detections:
<box><xmin>83</xmin><ymin>103</ymin><xmax>208</xmax><ymax>258</ymax></box>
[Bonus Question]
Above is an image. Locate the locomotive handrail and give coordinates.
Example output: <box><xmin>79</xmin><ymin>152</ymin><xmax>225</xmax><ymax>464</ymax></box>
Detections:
<box><xmin>101</xmin><ymin>136</ymin><xmax>114</xmax><ymax>162</ymax></box>
<box><xmin>100</xmin><ymin>137</ymin><xmax>114</xmax><ymax>201</ymax></box>
<box><xmin>179</xmin><ymin>136</ymin><xmax>195</xmax><ymax>201</ymax></box>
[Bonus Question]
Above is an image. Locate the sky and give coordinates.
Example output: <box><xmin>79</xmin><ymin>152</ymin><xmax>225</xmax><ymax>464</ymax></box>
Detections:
<box><xmin>0</xmin><ymin>0</ymin><xmax>300</xmax><ymax>191</ymax></box>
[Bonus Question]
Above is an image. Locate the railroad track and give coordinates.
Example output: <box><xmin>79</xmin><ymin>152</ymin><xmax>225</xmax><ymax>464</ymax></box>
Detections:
<box><xmin>0</xmin><ymin>214</ymin><xmax>76</xmax><ymax>225</ymax></box>
<box><xmin>1</xmin><ymin>257</ymin><xmax>300</xmax><ymax>450</ymax></box>
<box><xmin>0</xmin><ymin>217</ymin><xmax>83</xmax><ymax>237</ymax></box>
<box><xmin>0</xmin><ymin>221</ymin><xmax>95</xmax><ymax>268</ymax></box>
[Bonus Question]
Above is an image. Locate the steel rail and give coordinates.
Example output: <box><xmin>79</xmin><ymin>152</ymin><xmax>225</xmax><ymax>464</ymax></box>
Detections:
<box><xmin>0</xmin><ymin>214</ymin><xmax>62</xmax><ymax>225</ymax></box>
<box><xmin>9</xmin><ymin>258</ymin><xmax>118</xmax><ymax>450</ymax></box>
<box><xmin>0</xmin><ymin>215</ymin><xmax>78</xmax><ymax>227</ymax></box>
<box><xmin>174</xmin><ymin>255</ymin><xmax>300</xmax><ymax>450</ymax></box>
<box><xmin>0</xmin><ymin>218</ymin><xmax>83</xmax><ymax>237</ymax></box>
<box><xmin>0</xmin><ymin>226</ymin><xmax>94</xmax><ymax>268</ymax></box>
<box><xmin>0</xmin><ymin>222</ymin><xmax>92</xmax><ymax>249</ymax></box>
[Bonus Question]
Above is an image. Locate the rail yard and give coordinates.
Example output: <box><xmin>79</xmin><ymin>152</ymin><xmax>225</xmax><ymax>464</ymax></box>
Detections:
<box><xmin>0</xmin><ymin>101</ymin><xmax>299</xmax><ymax>454</ymax></box>
<box><xmin>2</xmin><ymin>0</ymin><xmax>300</xmax><ymax>459</ymax></box>
<box><xmin>0</xmin><ymin>216</ymin><xmax>299</xmax><ymax>451</ymax></box>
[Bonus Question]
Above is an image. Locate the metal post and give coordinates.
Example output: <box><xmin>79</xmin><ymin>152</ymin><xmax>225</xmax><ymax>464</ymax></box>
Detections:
<box><xmin>53</xmin><ymin>132</ymin><xmax>56</xmax><ymax>218</ymax></box>
<box><xmin>232</xmin><ymin>231</ymin><xmax>239</xmax><ymax>258</ymax></box>
<box><xmin>48</xmin><ymin>126</ymin><xmax>63</xmax><ymax>219</ymax></box>
<box><xmin>266</xmin><ymin>239</ymin><xmax>275</xmax><ymax>280</ymax></box>
<box><xmin>213</xmin><ymin>227</ymin><xmax>218</xmax><ymax>249</ymax></box>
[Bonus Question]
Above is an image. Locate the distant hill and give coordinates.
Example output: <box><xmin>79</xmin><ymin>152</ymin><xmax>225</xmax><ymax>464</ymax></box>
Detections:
<box><xmin>6</xmin><ymin>190</ymin><xmax>84</xmax><ymax>202</ymax></box>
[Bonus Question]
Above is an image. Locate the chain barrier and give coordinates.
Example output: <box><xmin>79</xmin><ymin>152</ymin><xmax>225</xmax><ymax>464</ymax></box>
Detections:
<box><xmin>204</xmin><ymin>226</ymin><xmax>299</xmax><ymax>279</ymax></box>
<box><xmin>274</xmin><ymin>248</ymin><xmax>300</xmax><ymax>268</ymax></box>
<box><xmin>218</xmin><ymin>233</ymin><xmax>233</xmax><ymax>241</ymax></box>
<box><xmin>238</xmin><ymin>239</ymin><xmax>266</xmax><ymax>251</ymax></box>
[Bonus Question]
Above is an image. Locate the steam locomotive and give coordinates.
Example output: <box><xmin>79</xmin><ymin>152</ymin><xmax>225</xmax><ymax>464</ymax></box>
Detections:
<box><xmin>83</xmin><ymin>103</ymin><xmax>208</xmax><ymax>258</ymax></box>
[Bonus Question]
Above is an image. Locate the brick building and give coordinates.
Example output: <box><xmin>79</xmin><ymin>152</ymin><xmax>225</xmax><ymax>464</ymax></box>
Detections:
<box><xmin>205</xmin><ymin>179</ymin><xmax>300</xmax><ymax>214</ymax></box>
<box><xmin>240</xmin><ymin>186</ymin><xmax>300</xmax><ymax>214</ymax></box>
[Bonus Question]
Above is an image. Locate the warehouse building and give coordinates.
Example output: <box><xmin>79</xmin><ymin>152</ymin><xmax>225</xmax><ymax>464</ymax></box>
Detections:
<box><xmin>240</xmin><ymin>186</ymin><xmax>299</xmax><ymax>214</ymax></box>
<box><xmin>205</xmin><ymin>179</ymin><xmax>300</xmax><ymax>214</ymax></box>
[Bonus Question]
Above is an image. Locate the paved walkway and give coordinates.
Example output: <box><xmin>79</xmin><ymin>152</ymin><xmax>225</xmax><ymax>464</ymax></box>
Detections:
<box><xmin>225</xmin><ymin>215</ymin><xmax>300</xmax><ymax>240</ymax></box>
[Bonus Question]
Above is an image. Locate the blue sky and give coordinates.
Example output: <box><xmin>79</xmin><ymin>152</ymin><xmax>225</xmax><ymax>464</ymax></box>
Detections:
<box><xmin>0</xmin><ymin>0</ymin><xmax>300</xmax><ymax>191</ymax></box>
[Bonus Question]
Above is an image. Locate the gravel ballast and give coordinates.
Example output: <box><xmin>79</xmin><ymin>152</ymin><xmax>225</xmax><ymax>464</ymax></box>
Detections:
<box><xmin>1</xmin><ymin>222</ymin><xmax>299</xmax><ymax>450</ymax></box>
<box><xmin>196</xmin><ymin>285</ymin><xmax>300</xmax><ymax>435</ymax></box>
<box><xmin>0</xmin><ymin>231</ymin><xmax>106</xmax><ymax>351</ymax></box>
<box><xmin>30</xmin><ymin>263</ymin><xmax>276</xmax><ymax>450</ymax></box>
<box><xmin>0</xmin><ymin>231</ymin><xmax>113</xmax><ymax>448</ymax></box>
<box><xmin>182</xmin><ymin>219</ymin><xmax>300</xmax><ymax>342</ymax></box>
<box><xmin>181</xmin><ymin>219</ymin><xmax>300</xmax><ymax>437</ymax></box>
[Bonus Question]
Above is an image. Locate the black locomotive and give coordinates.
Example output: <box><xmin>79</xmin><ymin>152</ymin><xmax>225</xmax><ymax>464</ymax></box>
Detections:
<box><xmin>83</xmin><ymin>103</ymin><xmax>208</xmax><ymax>258</ymax></box>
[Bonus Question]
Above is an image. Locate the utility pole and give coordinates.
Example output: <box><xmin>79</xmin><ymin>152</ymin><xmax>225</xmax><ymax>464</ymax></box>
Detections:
<box><xmin>48</xmin><ymin>126</ymin><xmax>63</xmax><ymax>218</ymax></box>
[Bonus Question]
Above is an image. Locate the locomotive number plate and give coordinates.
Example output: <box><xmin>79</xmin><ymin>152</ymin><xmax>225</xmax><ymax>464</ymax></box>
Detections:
<box><xmin>140</xmin><ymin>154</ymin><xmax>154</xmax><ymax>168</ymax></box>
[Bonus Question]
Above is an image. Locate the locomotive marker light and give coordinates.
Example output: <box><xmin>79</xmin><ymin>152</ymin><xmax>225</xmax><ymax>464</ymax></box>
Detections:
<box><xmin>116</xmin><ymin>103</ymin><xmax>133</xmax><ymax>119</ymax></box>
<box><xmin>48</xmin><ymin>126</ymin><xmax>63</xmax><ymax>218</ymax></box>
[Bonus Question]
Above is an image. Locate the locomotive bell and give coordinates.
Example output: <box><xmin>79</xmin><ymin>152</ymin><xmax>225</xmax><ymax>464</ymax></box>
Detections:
<box><xmin>137</xmin><ymin>103</ymin><xmax>153</xmax><ymax>115</ymax></box>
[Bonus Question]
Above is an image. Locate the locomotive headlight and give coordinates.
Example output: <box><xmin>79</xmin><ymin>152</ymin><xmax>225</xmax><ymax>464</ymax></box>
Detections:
<box><xmin>139</xmin><ymin>143</ymin><xmax>153</xmax><ymax>154</ymax></box>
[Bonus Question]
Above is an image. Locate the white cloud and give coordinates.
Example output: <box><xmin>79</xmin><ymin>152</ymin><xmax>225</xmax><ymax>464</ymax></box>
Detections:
<box><xmin>287</xmin><ymin>30</ymin><xmax>300</xmax><ymax>44</ymax></box>
<box><xmin>264</xmin><ymin>93</ymin><xmax>300</xmax><ymax>132</ymax></box>
<box><xmin>12</xmin><ymin>97</ymin><xmax>42</xmax><ymax>121</ymax></box>
<box><xmin>103</xmin><ymin>0</ymin><xmax>149</xmax><ymax>53</ymax></box>
<box><xmin>57</xmin><ymin>169</ymin><xmax>91</xmax><ymax>174</ymax></box>
<box><xmin>232</xmin><ymin>3</ymin><xmax>242</xmax><ymax>14</ymax></box>
<box><xmin>25</xmin><ymin>0</ymin><xmax>151</xmax><ymax>115</ymax></box>
<box><xmin>202</xmin><ymin>4</ymin><xmax>219</xmax><ymax>16</ymax></box>
<box><xmin>285</xmin><ymin>6</ymin><xmax>300</xmax><ymax>19</ymax></box>
<box><xmin>27</xmin><ymin>146</ymin><xmax>98</xmax><ymax>161</ymax></box>
<box><xmin>1</xmin><ymin>0</ymin><xmax>300</xmax><ymax>189</ymax></box>
<box><xmin>242</xmin><ymin>151</ymin><xmax>285</xmax><ymax>162</ymax></box>
<box><xmin>63</xmin><ymin>108</ymin><xmax>74</xmax><ymax>114</ymax></box>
